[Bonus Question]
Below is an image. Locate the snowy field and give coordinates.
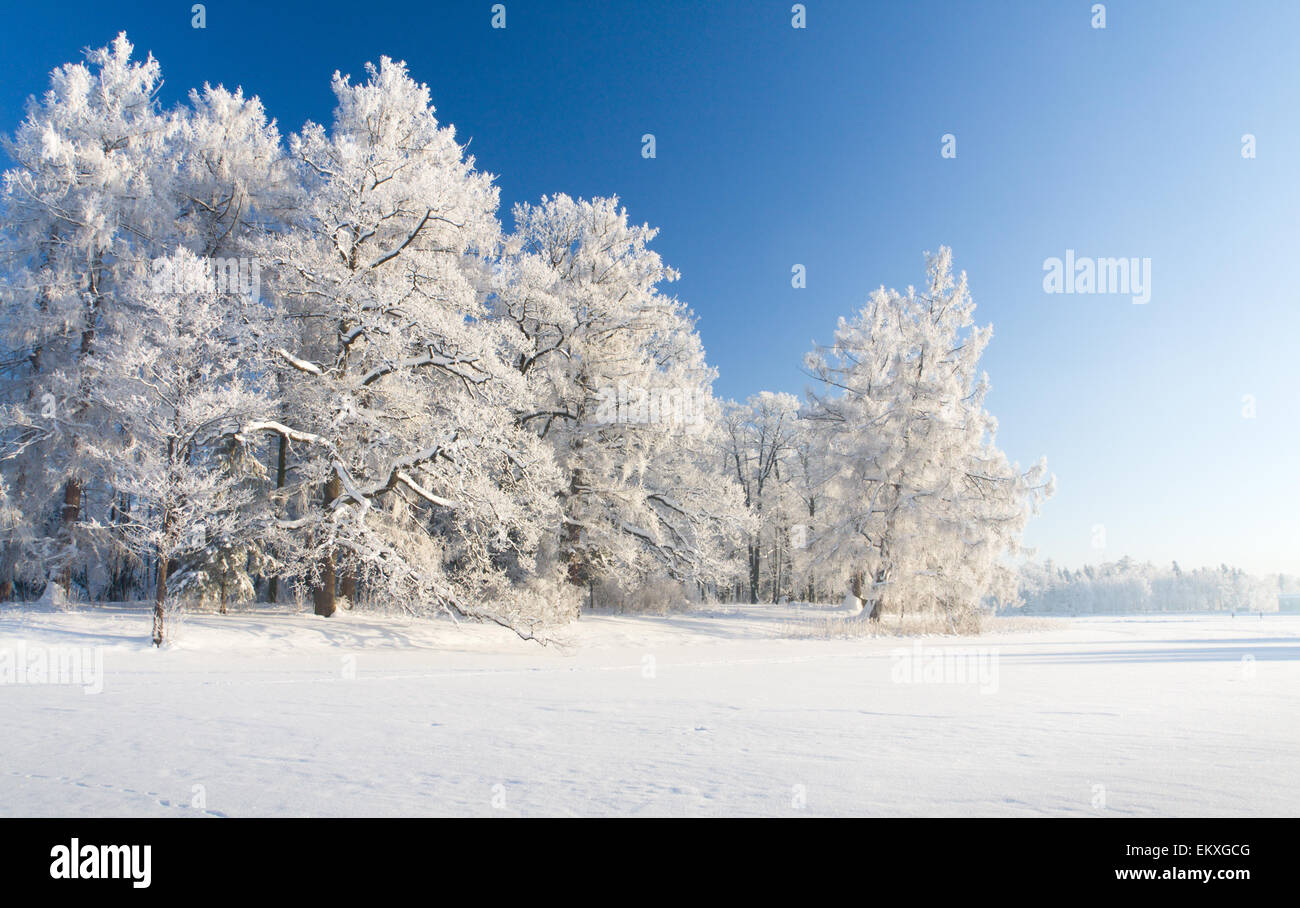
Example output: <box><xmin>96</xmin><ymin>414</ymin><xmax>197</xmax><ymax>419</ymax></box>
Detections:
<box><xmin>1</xmin><ymin>603</ymin><xmax>1298</xmax><ymax>817</ymax></box>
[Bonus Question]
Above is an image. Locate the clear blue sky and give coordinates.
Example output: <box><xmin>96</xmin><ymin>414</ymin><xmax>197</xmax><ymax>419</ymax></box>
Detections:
<box><xmin>1</xmin><ymin>1</ymin><xmax>1296</xmax><ymax>575</ymax></box>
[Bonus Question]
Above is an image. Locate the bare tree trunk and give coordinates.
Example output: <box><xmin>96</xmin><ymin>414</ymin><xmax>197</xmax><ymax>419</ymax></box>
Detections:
<box><xmin>313</xmin><ymin>554</ymin><xmax>336</xmax><ymax>617</ymax></box>
<box><xmin>266</xmin><ymin>433</ymin><xmax>288</xmax><ymax>603</ymax></box>
<box><xmin>850</xmin><ymin>568</ymin><xmax>886</xmax><ymax>622</ymax></box>
<box><xmin>868</xmin><ymin>506</ymin><xmax>900</xmax><ymax>623</ymax></box>
<box><xmin>562</xmin><ymin>459</ymin><xmax>590</xmax><ymax>610</ymax></box>
<box><xmin>869</xmin><ymin>565</ymin><xmax>888</xmax><ymax>621</ymax></box>
<box><xmin>771</xmin><ymin>535</ymin><xmax>783</xmax><ymax>604</ymax></box>
<box><xmin>56</xmin><ymin>479</ymin><xmax>81</xmax><ymax>594</ymax></box>
<box><xmin>313</xmin><ymin>473</ymin><xmax>343</xmax><ymax>617</ymax></box>
<box><xmin>152</xmin><ymin>543</ymin><xmax>167</xmax><ymax>646</ymax></box>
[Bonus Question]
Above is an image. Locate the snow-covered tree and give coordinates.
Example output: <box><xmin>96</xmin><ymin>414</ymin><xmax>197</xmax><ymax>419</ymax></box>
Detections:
<box><xmin>785</xmin><ymin>424</ymin><xmax>831</xmax><ymax>602</ymax></box>
<box><xmin>493</xmin><ymin>194</ymin><xmax>748</xmax><ymax>604</ymax></box>
<box><xmin>96</xmin><ymin>248</ymin><xmax>273</xmax><ymax>643</ymax></box>
<box><xmin>805</xmin><ymin>248</ymin><xmax>1053</xmax><ymax>625</ymax></box>
<box><xmin>0</xmin><ymin>38</ymin><xmax>1074</xmax><ymax>641</ymax></box>
<box><xmin>722</xmin><ymin>392</ymin><xmax>802</xmax><ymax>602</ymax></box>
<box><xmin>1015</xmin><ymin>558</ymin><xmax>1278</xmax><ymax>615</ymax></box>
<box><xmin>162</xmin><ymin>82</ymin><xmax>290</xmax><ymax>608</ymax></box>
<box><xmin>242</xmin><ymin>58</ymin><xmax>561</xmax><ymax>631</ymax></box>
<box><xmin>0</xmin><ymin>34</ymin><xmax>173</xmax><ymax>597</ymax></box>
<box><xmin>170</xmin><ymin>83</ymin><xmax>286</xmax><ymax>258</ymax></box>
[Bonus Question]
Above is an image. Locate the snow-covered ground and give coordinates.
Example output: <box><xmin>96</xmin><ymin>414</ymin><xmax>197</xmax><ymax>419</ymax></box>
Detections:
<box><xmin>1</xmin><ymin>603</ymin><xmax>1297</xmax><ymax>817</ymax></box>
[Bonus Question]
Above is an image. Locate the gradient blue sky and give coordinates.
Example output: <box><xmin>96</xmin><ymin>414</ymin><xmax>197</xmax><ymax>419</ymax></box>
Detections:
<box><xmin>1</xmin><ymin>1</ymin><xmax>1296</xmax><ymax>574</ymax></box>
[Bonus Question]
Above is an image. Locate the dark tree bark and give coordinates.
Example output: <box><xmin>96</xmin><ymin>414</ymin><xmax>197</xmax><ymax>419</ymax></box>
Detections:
<box><xmin>152</xmin><ymin>562</ymin><xmax>166</xmax><ymax>645</ymax></box>
<box><xmin>313</xmin><ymin>554</ymin><xmax>336</xmax><ymax>617</ymax></box>
<box><xmin>56</xmin><ymin>479</ymin><xmax>81</xmax><ymax>593</ymax></box>
<box><xmin>266</xmin><ymin>433</ymin><xmax>288</xmax><ymax>603</ymax></box>
<box><xmin>312</xmin><ymin>473</ymin><xmax>343</xmax><ymax>617</ymax></box>
<box><xmin>152</xmin><ymin>525</ymin><xmax>169</xmax><ymax>647</ymax></box>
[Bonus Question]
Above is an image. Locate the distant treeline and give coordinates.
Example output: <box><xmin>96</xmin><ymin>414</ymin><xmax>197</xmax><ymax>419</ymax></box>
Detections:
<box><xmin>1012</xmin><ymin>558</ymin><xmax>1294</xmax><ymax>615</ymax></box>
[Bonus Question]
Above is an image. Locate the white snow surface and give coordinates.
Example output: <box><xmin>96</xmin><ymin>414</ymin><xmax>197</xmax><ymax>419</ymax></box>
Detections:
<box><xmin>1</xmin><ymin>602</ymin><xmax>1297</xmax><ymax>817</ymax></box>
